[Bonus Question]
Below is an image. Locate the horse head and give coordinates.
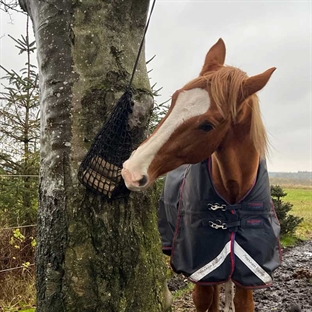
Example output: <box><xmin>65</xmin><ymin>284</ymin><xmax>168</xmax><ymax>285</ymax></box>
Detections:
<box><xmin>122</xmin><ymin>38</ymin><xmax>275</xmax><ymax>191</ymax></box>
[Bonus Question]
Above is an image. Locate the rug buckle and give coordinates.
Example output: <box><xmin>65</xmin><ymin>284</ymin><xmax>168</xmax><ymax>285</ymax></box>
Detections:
<box><xmin>208</xmin><ymin>203</ymin><xmax>227</xmax><ymax>211</ymax></box>
<box><xmin>209</xmin><ymin>219</ymin><xmax>227</xmax><ymax>230</ymax></box>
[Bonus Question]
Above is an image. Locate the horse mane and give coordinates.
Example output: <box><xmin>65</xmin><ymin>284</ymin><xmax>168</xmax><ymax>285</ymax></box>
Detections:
<box><xmin>184</xmin><ymin>66</ymin><xmax>268</xmax><ymax>157</ymax></box>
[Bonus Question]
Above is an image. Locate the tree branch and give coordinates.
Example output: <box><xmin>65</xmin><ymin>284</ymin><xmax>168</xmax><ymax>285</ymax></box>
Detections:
<box><xmin>0</xmin><ymin>0</ymin><xmax>25</xmax><ymax>14</ymax></box>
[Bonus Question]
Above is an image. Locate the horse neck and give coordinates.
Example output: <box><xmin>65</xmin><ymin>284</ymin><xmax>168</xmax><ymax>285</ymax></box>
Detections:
<box><xmin>211</xmin><ymin>121</ymin><xmax>260</xmax><ymax>204</ymax></box>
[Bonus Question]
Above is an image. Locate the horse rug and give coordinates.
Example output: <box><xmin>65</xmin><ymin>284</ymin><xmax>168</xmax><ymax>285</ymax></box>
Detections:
<box><xmin>158</xmin><ymin>159</ymin><xmax>281</xmax><ymax>289</ymax></box>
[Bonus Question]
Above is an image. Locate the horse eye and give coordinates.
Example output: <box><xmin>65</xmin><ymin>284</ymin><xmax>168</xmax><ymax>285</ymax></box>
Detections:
<box><xmin>198</xmin><ymin>121</ymin><xmax>214</xmax><ymax>132</ymax></box>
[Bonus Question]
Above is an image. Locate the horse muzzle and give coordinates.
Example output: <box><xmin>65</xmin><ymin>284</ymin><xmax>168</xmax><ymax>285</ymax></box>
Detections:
<box><xmin>121</xmin><ymin>166</ymin><xmax>149</xmax><ymax>191</ymax></box>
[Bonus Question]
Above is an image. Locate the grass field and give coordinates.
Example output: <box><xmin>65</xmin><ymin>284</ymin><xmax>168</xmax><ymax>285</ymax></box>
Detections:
<box><xmin>283</xmin><ymin>187</ymin><xmax>312</xmax><ymax>239</ymax></box>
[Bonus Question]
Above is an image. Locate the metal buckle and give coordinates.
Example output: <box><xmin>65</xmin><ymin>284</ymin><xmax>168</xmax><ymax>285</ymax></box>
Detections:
<box><xmin>207</xmin><ymin>203</ymin><xmax>227</xmax><ymax>211</ymax></box>
<box><xmin>209</xmin><ymin>219</ymin><xmax>227</xmax><ymax>230</ymax></box>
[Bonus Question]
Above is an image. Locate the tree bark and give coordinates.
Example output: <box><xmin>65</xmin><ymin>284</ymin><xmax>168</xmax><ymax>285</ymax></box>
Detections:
<box><xmin>19</xmin><ymin>1</ymin><xmax>168</xmax><ymax>311</ymax></box>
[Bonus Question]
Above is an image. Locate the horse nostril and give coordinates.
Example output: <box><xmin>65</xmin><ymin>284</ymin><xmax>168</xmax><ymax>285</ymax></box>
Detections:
<box><xmin>138</xmin><ymin>175</ymin><xmax>148</xmax><ymax>187</ymax></box>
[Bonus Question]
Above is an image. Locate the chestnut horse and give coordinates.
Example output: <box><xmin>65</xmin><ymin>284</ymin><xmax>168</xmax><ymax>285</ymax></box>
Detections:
<box><xmin>121</xmin><ymin>38</ymin><xmax>278</xmax><ymax>312</ymax></box>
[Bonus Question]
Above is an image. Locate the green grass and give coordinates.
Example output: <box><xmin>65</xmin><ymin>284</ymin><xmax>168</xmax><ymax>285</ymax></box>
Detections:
<box><xmin>280</xmin><ymin>234</ymin><xmax>302</xmax><ymax>247</ymax></box>
<box><xmin>172</xmin><ymin>282</ymin><xmax>194</xmax><ymax>299</ymax></box>
<box><xmin>283</xmin><ymin>187</ymin><xmax>312</xmax><ymax>239</ymax></box>
<box><xmin>0</xmin><ymin>271</ymin><xmax>35</xmax><ymax>312</ymax></box>
<box><xmin>0</xmin><ymin>308</ymin><xmax>35</xmax><ymax>312</ymax></box>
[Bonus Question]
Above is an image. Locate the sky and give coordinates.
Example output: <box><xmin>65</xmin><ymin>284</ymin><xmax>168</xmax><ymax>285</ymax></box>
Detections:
<box><xmin>0</xmin><ymin>0</ymin><xmax>311</xmax><ymax>173</ymax></box>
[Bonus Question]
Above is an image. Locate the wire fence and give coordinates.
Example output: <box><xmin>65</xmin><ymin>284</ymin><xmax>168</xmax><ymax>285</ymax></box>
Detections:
<box><xmin>0</xmin><ymin>175</ymin><xmax>39</xmax><ymax>177</ymax></box>
<box><xmin>0</xmin><ymin>175</ymin><xmax>38</xmax><ymax>274</ymax></box>
<box><xmin>0</xmin><ymin>224</ymin><xmax>37</xmax><ymax>231</ymax></box>
<box><xmin>0</xmin><ymin>224</ymin><xmax>36</xmax><ymax>274</ymax></box>
<box><xmin>0</xmin><ymin>263</ymin><xmax>35</xmax><ymax>273</ymax></box>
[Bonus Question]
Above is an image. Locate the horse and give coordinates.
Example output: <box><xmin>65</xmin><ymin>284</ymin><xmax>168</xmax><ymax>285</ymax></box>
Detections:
<box><xmin>121</xmin><ymin>38</ymin><xmax>281</xmax><ymax>312</ymax></box>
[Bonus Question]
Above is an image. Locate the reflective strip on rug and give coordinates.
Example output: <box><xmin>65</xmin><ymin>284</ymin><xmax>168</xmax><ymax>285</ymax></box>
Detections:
<box><xmin>189</xmin><ymin>240</ymin><xmax>231</xmax><ymax>282</ymax></box>
<box><xmin>234</xmin><ymin>241</ymin><xmax>272</xmax><ymax>284</ymax></box>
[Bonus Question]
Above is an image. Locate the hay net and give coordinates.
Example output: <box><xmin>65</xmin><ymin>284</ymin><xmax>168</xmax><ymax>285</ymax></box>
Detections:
<box><xmin>78</xmin><ymin>90</ymin><xmax>134</xmax><ymax>199</ymax></box>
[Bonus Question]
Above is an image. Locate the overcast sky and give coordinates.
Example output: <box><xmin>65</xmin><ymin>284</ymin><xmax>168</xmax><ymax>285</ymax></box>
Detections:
<box><xmin>0</xmin><ymin>0</ymin><xmax>311</xmax><ymax>172</ymax></box>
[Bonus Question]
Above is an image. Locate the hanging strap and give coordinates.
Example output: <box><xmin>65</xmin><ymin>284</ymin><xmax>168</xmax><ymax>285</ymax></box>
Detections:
<box><xmin>128</xmin><ymin>0</ymin><xmax>157</xmax><ymax>88</ymax></box>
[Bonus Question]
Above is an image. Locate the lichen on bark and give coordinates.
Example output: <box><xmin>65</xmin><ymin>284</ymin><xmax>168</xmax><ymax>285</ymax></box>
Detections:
<box><xmin>19</xmin><ymin>0</ymin><xmax>169</xmax><ymax>311</ymax></box>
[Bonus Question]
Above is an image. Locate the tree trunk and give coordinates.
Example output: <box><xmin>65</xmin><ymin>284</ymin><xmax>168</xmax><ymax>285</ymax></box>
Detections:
<box><xmin>19</xmin><ymin>1</ymin><xmax>168</xmax><ymax>311</ymax></box>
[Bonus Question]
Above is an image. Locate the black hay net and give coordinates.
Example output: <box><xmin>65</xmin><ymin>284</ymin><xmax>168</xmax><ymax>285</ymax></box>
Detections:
<box><xmin>78</xmin><ymin>90</ymin><xmax>134</xmax><ymax>200</ymax></box>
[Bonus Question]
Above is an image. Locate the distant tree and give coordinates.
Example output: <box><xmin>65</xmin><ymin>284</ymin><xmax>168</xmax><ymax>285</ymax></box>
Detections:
<box><xmin>271</xmin><ymin>185</ymin><xmax>303</xmax><ymax>235</ymax></box>
<box><xmin>147</xmin><ymin>82</ymin><xmax>169</xmax><ymax>134</ymax></box>
<box><xmin>0</xmin><ymin>16</ymin><xmax>39</xmax><ymax>226</ymax></box>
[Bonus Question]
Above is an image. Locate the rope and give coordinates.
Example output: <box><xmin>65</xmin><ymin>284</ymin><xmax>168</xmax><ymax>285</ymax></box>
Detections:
<box><xmin>128</xmin><ymin>0</ymin><xmax>156</xmax><ymax>88</ymax></box>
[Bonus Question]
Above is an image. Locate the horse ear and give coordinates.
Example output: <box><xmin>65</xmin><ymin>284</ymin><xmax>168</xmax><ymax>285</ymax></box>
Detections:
<box><xmin>240</xmin><ymin>67</ymin><xmax>276</xmax><ymax>102</ymax></box>
<box><xmin>199</xmin><ymin>38</ymin><xmax>226</xmax><ymax>76</ymax></box>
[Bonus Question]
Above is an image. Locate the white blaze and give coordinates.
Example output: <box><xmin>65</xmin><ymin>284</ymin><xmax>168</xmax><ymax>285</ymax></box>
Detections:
<box><xmin>124</xmin><ymin>88</ymin><xmax>211</xmax><ymax>176</ymax></box>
